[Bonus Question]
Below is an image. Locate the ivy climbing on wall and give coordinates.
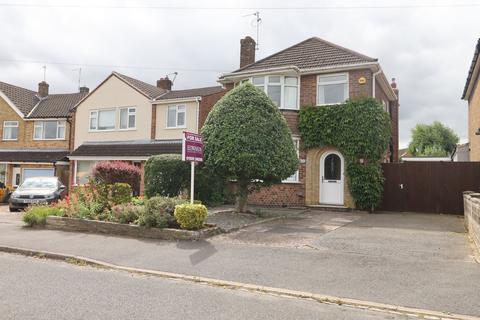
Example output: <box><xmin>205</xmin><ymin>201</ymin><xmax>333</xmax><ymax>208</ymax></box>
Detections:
<box><xmin>298</xmin><ymin>98</ymin><xmax>391</xmax><ymax>210</ymax></box>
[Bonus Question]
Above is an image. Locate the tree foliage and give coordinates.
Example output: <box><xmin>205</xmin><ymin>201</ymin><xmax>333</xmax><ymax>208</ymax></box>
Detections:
<box><xmin>92</xmin><ymin>161</ymin><xmax>141</xmax><ymax>195</ymax></box>
<box><xmin>202</xmin><ymin>83</ymin><xmax>298</xmax><ymax>212</ymax></box>
<box><xmin>144</xmin><ymin>154</ymin><xmax>190</xmax><ymax>198</ymax></box>
<box><xmin>299</xmin><ymin>98</ymin><xmax>391</xmax><ymax>210</ymax></box>
<box><xmin>408</xmin><ymin>121</ymin><xmax>459</xmax><ymax>157</ymax></box>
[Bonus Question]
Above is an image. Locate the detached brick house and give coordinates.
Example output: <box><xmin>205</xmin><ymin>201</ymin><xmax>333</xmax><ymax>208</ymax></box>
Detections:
<box><xmin>69</xmin><ymin>71</ymin><xmax>225</xmax><ymax>193</ymax></box>
<box><xmin>0</xmin><ymin>81</ymin><xmax>87</xmax><ymax>188</ymax></box>
<box><xmin>219</xmin><ymin>36</ymin><xmax>399</xmax><ymax>207</ymax></box>
<box><xmin>462</xmin><ymin>38</ymin><xmax>480</xmax><ymax>161</ymax></box>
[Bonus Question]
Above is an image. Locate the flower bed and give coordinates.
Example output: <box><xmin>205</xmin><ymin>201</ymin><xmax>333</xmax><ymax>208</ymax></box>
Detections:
<box><xmin>45</xmin><ymin>216</ymin><xmax>221</xmax><ymax>240</ymax></box>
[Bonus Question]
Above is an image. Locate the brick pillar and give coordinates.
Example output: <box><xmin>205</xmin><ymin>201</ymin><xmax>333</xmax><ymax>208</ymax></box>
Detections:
<box><xmin>139</xmin><ymin>162</ymin><xmax>145</xmax><ymax>196</ymax></box>
<box><xmin>390</xmin><ymin>78</ymin><xmax>400</xmax><ymax>162</ymax></box>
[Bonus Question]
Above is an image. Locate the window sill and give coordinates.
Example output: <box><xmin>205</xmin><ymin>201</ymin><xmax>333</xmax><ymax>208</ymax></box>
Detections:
<box><xmin>282</xmin><ymin>180</ymin><xmax>301</xmax><ymax>184</ymax></box>
<box><xmin>118</xmin><ymin>128</ymin><xmax>137</xmax><ymax>131</ymax></box>
<box><xmin>165</xmin><ymin>126</ymin><xmax>187</xmax><ymax>130</ymax></box>
<box><xmin>33</xmin><ymin>138</ymin><xmax>66</xmax><ymax>141</ymax></box>
<box><xmin>2</xmin><ymin>139</ymin><xmax>18</xmax><ymax>141</ymax></box>
<box><xmin>88</xmin><ymin>129</ymin><xmax>116</xmax><ymax>132</ymax></box>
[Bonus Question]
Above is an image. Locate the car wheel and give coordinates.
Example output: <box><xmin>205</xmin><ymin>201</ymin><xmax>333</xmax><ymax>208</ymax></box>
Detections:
<box><xmin>9</xmin><ymin>206</ymin><xmax>19</xmax><ymax>212</ymax></box>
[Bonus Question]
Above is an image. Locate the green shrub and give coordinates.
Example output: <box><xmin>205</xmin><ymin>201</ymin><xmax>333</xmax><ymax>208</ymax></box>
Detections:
<box><xmin>174</xmin><ymin>204</ymin><xmax>208</xmax><ymax>230</ymax></box>
<box><xmin>109</xmin><ymin>183</ymin><xmax>132</xmax><ymax>205</ymax></box>
<box><xmin>194</xmin><ymin>165</ymin><xmax>230</xmax><ymax>205</ymax></box>
<box><xmin>132</xmin><ymin>196</ymin><xmax>145</xmax><ymax>206</ymax></box>
<box><xmin>109</xmin><ymin>203</ymin><xmax>144</xmax><ymax>224</ymax></box>
<box><xmin>23</xmin><ymin>206</ymin><xmax>62</xmax><ymax>227</ymax></box>
<box><xmin>144</xmin><ymin>154</ymin><xmax>190</xmax><ymax>198</ymax></box>
<box><xmin>138</xmin><ymin>196</ymin><xmax>187</xmax><ymax>228</ymax></box>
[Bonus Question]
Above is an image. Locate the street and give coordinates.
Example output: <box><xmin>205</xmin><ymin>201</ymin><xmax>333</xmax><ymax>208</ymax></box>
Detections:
<box><xmin>0</xmin><ymin>252</ymin><xmax>412</xmax><ymax>320</ymax></box>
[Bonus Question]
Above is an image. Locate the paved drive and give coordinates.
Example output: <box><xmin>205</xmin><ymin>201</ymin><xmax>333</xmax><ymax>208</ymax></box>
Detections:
<box><xmin>0</xmin><ymin>206</ymin><xmax>479</xmax><ymax>317</ymax></box>
<box><xmin>0</xmin><ymin>252</ymin><xmax>413</xmax><ymax>319</ymax></box>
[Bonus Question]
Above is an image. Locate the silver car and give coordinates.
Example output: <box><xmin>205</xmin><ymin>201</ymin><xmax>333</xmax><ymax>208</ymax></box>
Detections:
<box><xmin>9</xmin><ymin>177</ymin><xmax>66</xmax><ymax>212</ymax></box>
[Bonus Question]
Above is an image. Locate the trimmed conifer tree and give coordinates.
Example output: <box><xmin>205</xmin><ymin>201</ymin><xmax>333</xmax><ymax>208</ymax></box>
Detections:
<box><xmin>202</xmin><ymin>83</ymin><xmax>298</xmax><ymax>212</ymax></box>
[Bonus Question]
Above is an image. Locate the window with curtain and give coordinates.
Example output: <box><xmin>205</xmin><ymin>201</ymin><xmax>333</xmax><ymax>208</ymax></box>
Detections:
<box><xmin>33</xmin><ymin>121</ymin><xmax>66</xmax><ymax>140</ymax></box>
<box><xmin>3</xmin><ymin>121</ymin><xmax>18</xmax><ymax>140</ymax></box>
<box><xmin>167</xmin><ymin>105</ymin><xmax>186</xmax><ymax>128</ymax></box>
<box><xmin>76</xmin><ymin>160</ymin><xmax>96</xmax><ymax>185</ymax></box>
<box><xmin>317</xmin><ymin>73</ymin><xmax>349</xmax><ymax>105</ymax></box>
<box><xmin>120</xmin><ymin>107</ymin><xmax>136</xmax><ymax>129</ymax></box>
<box><xmin>251</xmin><ymin>75</ymin><xmax>299</xmax><ymax>110</ymax></box>
<box><xmin>89</xmin><ymin>110</ymin><xmax>115</xmax><ymax>130</ymax></box>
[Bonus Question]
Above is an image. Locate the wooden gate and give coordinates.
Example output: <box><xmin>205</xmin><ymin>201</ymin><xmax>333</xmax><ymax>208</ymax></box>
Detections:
<box><xmin>380</xmin><ymin>162</ymin><xmax>480</xmax><ymax>214</ymax></box>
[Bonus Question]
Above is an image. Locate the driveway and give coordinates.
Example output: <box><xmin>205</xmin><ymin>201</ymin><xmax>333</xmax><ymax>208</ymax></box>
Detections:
<box><xmin>0</xmin><ymin>209</ymin><xmax>478</xmax><ymax>316</ymax></box>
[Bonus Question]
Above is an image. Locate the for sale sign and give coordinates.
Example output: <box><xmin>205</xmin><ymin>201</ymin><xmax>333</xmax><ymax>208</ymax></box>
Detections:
<box><xmin>182</xmin><ymin>131</ymin><xmax>204</xmax><ymax>162</ymax></box>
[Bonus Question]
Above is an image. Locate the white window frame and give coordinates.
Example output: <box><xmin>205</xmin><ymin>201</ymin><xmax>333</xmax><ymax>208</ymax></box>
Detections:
<box><xmin>283</xmin><ymin>137</ymin><xmax>300</xmax><ymax>183</ymax></box>
<box><xmin>316</xmin><ymin>73</ymin><xmax>349</xmax><ymax>106</ymax></box>
<box><xmin>119</xmin><ymin>107</ymin><xmax>136</xmax><ymax>130</ymax></box>
<box><xmin>33</xmin><ymin>120</ymin><xmax>66</xmax><ymax>140</ymax></box>
<box><xmin>2</xmin><ymin>121</ymin><xmax>18</xmax><ymax>141</ymax></box>
<box><xmin>250</xmin><ymin>75</ymin><xmax>300</xmax><ymax>110</ymax></box>
<box><xmin>166</xmin><ymin>105</ymin><xmax>186</xmax><ymax>129</ymax></box>
<box><xmin>89</xmin><ymin>109</ymin><xmax>116</xmax><ymax>132</ymax></box>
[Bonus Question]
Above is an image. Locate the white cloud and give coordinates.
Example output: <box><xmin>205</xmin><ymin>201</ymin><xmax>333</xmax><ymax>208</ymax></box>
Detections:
<box><xmin>0</xmin><ymin>0</ymin><xmax>477</xmax><ymax>146</ymax></box>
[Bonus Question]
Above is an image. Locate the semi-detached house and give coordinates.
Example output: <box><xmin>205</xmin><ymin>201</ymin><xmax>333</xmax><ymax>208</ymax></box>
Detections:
<box><xmin>219</xmin><ymin>36</ymin><xmax>399</xmax><ymax>208</ymax></box>
<box><xmin>69</xmin><ymin>71</ymin><xmax>225</xmax><ymax>193</ymax></box>
<box><xmin>0</xmin><ymin>80</ymin><xmax>87</xmax><ymax>189</ymax></box>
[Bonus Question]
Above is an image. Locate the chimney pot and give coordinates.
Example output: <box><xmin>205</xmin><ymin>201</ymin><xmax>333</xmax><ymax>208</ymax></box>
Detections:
<box><xmin>38</xmin><ymin>81</ymin><xmax>49</xmax><ymax>98</ymax></box>
<box><xmin>156</xmin><ymin>76</ymin><xmax>172</xmax><ymax>91</ymax></box>
<box><xmin>79</xmin><ymin>86</ymin><xmax>89</xmax><ymax>94</ymax></box>
<box><xmin>240</xmin><ymin>36</ymin><xmax>256</xmax><ymax>68</ymax></box>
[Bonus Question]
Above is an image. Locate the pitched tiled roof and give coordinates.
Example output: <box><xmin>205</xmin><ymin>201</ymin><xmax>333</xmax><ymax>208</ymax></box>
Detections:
<box><xmin>462</xmin><ymin>38</ymin><xmax>480</xmax><ymax>100</ymax></box>
<box><xmin>0</xmin><ymin>149</ymin><xmax>69</xmax><ymax>162</ymax></box>
<box><xmin>156</xmin><ymin>86</ymin><xmax>225</xmax><ymax>100</ymax></box>
<box><xmin>228</xmin><ymin>37</ymin><xmax>377</xmax><ymax>74</ymax></box>
<box><xmin>27</xmin><ymin>92</ymin><xmax>88</xmax><ymax>118</ymax></box>
<box><xmin>113</xmin><ymin>71</ymin><xmax>167</xmax><ymax>99</ymax></box>
<box><xmin>0</xmin><ymin>81</ymin><xmax>86</xmax><ymax>118</ymax></box>
<box><xmin>0</xmin><ymin>81</ymin><xmax>38</xmax><ymax>115</ymax></box>
<box><xmin>70</xmin><ymin>140</ymin><xmax>182</xmax><ymax>157</ymax></box>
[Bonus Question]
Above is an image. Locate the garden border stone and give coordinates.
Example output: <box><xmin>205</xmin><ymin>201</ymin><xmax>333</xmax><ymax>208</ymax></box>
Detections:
<box><xmin>45</xmin><ymin>216</ymin><xmax>221</xmax><ymax>241</ymax></box>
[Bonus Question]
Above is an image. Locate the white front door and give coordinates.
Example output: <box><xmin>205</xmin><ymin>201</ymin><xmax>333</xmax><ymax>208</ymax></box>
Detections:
<box><xmin>320</xmin><ymin>151</ymin><xmax>344</xmax><ymax>205</ymax></box>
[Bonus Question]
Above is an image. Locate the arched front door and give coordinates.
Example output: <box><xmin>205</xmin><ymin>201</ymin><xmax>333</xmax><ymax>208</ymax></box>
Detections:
<box><xmin>320</xmin><ymin>151</ymin><xmax>344</xmax><ymax>205</ymax></box>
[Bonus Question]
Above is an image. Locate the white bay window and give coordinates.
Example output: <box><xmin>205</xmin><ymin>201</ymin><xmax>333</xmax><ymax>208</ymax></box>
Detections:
<box><xmin>33</xmin><ymin>121</ymin><xmax>65</xmax><ymax>140</ymax></box>
<box><xmin>317</xmin><ymin>73</ymin><xmax>349</xmax><ymax>105</ymax></box>
<box><xmin>252</xmin><ymin>75</ymin><xmax>299</xmax><ymax>110</ymax></box>
<box><xmin>283</xmin><ymin>138</ymin><xmax>300</xmax><ymax>183</ymax></box>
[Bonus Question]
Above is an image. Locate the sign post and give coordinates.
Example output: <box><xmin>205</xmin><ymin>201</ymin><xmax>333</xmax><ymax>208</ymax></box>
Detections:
<box><xmin>182</xmin><ymin>132</ymin><xmax>204</xmax><ymax>204</ymax></box>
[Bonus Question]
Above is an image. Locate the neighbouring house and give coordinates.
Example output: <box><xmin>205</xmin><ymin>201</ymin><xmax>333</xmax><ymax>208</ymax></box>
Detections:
<box><xmin>452</xmin><ymin>142</ymin><xmax>470</xmax><ymax>161</ymax></box>
<box><xmin>218</xmin><ymin>36</ymin><xmax>399</xmax><ymax>208</ymax></box>
<box><xmin>0</xmin><ymin>80</ymin><xmax>87</xmax><ymax>189</ymax></box>
<box><xmin>462</xmin><ymin>38</ymin><xmax>480</xmax><ymax>161</ymax></box>
<box><xmin>69</xmin><ymin>71</ymin><xmax>225</xmax><ymax>194</ymax></box>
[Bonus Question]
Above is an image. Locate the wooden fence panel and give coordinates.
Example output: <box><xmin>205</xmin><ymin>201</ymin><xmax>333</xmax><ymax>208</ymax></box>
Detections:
<box><xmin>380</xmin><ymin>162</ymin><xmax>480</xmax><ymax>214</ymax></box>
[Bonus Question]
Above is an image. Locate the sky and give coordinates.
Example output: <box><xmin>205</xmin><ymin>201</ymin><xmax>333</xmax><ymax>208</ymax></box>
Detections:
<box><xmin>0</xmin><ymin>0</ymin><xmax>478</xmax><ymax>148</ymax></box>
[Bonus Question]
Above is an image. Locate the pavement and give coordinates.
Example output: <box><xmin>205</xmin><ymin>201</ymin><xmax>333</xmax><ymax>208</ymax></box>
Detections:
<box><xmin>0</xmin><ymin>252</ymin><xmax>415</xmax><ymax>320</ymax></box>
<box><xmin>0</xmin><ymin>205</ymin><xmax>479</xmax><ymax>317</ymax></box>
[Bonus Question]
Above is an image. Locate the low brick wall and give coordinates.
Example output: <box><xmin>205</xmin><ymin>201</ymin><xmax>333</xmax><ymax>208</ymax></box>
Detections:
<box><xmin>45</xmin><ymin>216</ymin><xmax>221</xmax><ymax>241</ymax></box>
<box><xmin>463</xmin><ymin>192</ymin><xmax>480</xmax><ymax>250</ymax></box>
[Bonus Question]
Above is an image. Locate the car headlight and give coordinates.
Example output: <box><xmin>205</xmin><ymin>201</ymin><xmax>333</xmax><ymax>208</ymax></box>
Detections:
<box><xmin>45</xmin><ymin>193</ymin><xmax>56</xmax><ymax>199</ymax></box>
<box><xmin>10</xmin><ymin>192</ymin><xmax>19</xmax><ymax>199</ymax></box>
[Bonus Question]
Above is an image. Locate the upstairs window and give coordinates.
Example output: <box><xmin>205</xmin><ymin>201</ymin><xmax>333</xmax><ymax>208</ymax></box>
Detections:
<box><xmin>251</xmin><ymin>75</ymin><xmax>299</xmax><ymax>110</ymax></box>
<box><xmin>120</xmin><ymin>107</ymin><xmax>136</xmax><ymax>130</ymax></box>
<box><xmin>167</xmin><ymin>105</ymin><xmax>186</xmax><ymax>128</ymax></box>
<box><xmin>33</xmin><ymin>121</ymin><xmax>66</xmax><ymax>140</ymax></box>
<box><xmin>3</xmin><ymin>121</ymin><xmax>18</xmax><ymax>140</ymax></box>
<box><xmin>317</xmin><ymin>73</ymin><xmax>349</xmax><ymax>105</ymax></box>
<box><xmin>89</xmin><ymin>109</ymin><xmax>115</xmax><ymax>131</ymax></box>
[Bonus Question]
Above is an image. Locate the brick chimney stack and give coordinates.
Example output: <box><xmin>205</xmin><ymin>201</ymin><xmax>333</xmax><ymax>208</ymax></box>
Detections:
<box><xmin>79</xmin><ymin>86</ymin><xmax>89</xmax><ymax>94</ymax></box>
<box><xmin>240</xmin><ymin>36</ymin><xmax>256</xmax><ymax>68</ymax></box>
<box><xmin>38</xmin><ymin>81</ymin><xmax>49</xmax><ymax>98</ymax></box>
<box><xmin>157</xmin><ymin>76</ymin><xmax>172</xmax><ymax>91</ymax></box>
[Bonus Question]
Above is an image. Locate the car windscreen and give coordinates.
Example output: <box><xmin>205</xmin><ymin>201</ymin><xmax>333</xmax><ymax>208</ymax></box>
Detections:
<box><xmin>19</xmin><ymin>178</ymin><xmax>57</xmax><ymax>190</ymax></box>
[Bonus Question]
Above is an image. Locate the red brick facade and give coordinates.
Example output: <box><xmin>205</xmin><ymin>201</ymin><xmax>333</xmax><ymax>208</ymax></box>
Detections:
<box><xmin>198</xmin><ymin>90</ymin><xmax>227</xmax><ymax>129</ymax></box>
<box><xmin>242</xmin><ymin>69</ymin><xmax>399</xmax><ymax>206</ymax></box>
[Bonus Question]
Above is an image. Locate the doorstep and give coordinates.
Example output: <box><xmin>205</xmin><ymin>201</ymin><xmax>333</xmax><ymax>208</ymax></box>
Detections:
<box><xmin>307</xmin><ymin>204</ymin><xmax>351</xmax><ymax>212</ymax></box>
